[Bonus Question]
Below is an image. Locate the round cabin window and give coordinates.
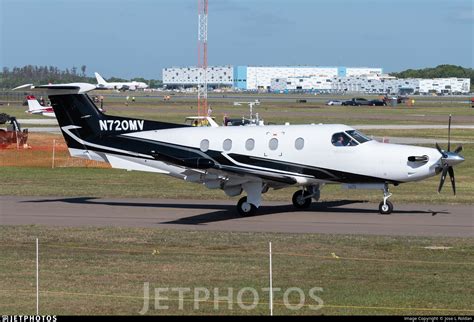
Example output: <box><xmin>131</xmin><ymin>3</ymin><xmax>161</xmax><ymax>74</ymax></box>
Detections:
<box><xmin>200</xmin><ymin>139</ymin><xmax>209</xmax><ymax>152</ymax></box>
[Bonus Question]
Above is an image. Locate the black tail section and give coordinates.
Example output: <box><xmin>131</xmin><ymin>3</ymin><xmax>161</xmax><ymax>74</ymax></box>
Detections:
<box><xmin>49</xmin><ymin>93</ymin><xmax>188</xmax><ymax>150</ymax></box>
<box><xmin>50</xmin><ymin>94</ymin><xmax>103</xmax><ymax>149</ymax></box>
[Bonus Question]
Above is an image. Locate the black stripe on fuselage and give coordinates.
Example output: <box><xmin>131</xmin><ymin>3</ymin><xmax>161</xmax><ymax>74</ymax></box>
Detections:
<box><xmin>224</xmin><ymin>153</ymin><xmax>393</xmax><ymax>184</ymax></box>
<box><xmin>69</xmin><ymin>133</ymin><xmax>399</xmax><ymax>185</ymax></box>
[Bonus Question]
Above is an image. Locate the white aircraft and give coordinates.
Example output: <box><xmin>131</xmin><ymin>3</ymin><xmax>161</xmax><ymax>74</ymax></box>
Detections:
<box><xmin>95</xmin><ymin>72</ymin><xmax>148</xmax><ymax>91</ymax></box>
<box><xmin>26</xmin><ymin>96</ymin><xmax>55</xmax><ymax>117</ymax></box>
<box><xmin>15</xmin><ymin>83</ymin><xmax>465</xmax><ymax>216</ymax></box>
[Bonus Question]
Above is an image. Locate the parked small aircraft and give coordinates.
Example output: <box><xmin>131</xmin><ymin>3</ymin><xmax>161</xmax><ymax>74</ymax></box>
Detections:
<box><xmin>14</xmin><ymin>83</ymin><xmax>465</xmax><ymax>216</ymax></box>
<box><xmin>26</xmin><ymin>96</ymin><xmax>55</xmax><ymax>117</ymax></box>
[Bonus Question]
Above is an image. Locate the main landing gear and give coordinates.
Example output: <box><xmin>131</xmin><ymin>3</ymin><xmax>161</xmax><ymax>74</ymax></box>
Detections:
<box><xmin>236</xmin><ymin>183</ymin><xmax>322</xmax><ymax>216</ymax></box>
<box><xmin>237</xmin><ymin>196</ymin><xmax>258</xmax><ymax>216</ymax></box>
<box><xmin>236</xmin><ymin>181</ymin><xmax>262</xmax><ymax>217</ymax></box>
<box><xmin>378</xmin><ymin>183</ymin><xmax>393</xmax><ymax>215</ymax></box>
<box><xmin>292</xmin><ymin>185</ymin><xmax>321</xmax><ymax>209</ymax></box>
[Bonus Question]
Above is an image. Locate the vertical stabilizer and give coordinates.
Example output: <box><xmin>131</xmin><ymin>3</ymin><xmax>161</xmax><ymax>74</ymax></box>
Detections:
<box><xmin>27</xmin><ymin>99</ymin><xmax>45</xmax><ymax>113</ymax></box>
<box><xmin>94</xmin><ymin>72</ymin><xmax>108</xmax><ymax>86</ymax></box>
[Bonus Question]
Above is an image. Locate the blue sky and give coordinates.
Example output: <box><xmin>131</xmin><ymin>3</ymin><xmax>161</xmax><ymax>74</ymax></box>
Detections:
<box><xmin>1</xmin><ymin>0</ymin><xmax>472</xmax><ymax>79</ymax></box>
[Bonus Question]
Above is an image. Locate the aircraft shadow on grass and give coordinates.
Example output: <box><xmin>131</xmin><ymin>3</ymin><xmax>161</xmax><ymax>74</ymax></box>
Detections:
<box><xmin>22</xmin><ymin>197</ymin><xmax>448</xmax><ymax>225</ymax></box>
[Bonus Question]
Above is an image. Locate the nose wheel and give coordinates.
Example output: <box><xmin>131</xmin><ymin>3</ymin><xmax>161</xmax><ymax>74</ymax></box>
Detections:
<box><xmin>379</xmin><ymin>200</ymin><xmax>393</xmax><ymax>214</ymax></box>
<box><xmin>379</xmin><ymin>183</ymin><xmax>393</xmax><ymax>215</ymax></box>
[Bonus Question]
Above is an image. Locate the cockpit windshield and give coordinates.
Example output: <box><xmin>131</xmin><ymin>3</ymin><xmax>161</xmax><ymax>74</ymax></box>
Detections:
<box><xmin>332</xmin><ymin>132</ymin><xmax>358</xmax><ymax>146</ymax></box>
<box><xmin>332</xmin><ymin>130</ymin><xmax>372</xmax><ymax>147</ymax></box>
<box><xmin>345</xmin><ymin>130</ymin><xmax>372</xmax><ymax>144</ymax></box>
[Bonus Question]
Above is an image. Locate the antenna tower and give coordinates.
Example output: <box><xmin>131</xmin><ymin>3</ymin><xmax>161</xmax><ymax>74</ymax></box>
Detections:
<box><xmin>197</xmin><ymin>0</ymin><xmax>208</xmax><ymax>117</ymax></box>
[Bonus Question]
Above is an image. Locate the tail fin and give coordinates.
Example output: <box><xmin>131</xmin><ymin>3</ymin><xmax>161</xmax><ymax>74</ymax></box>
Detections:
<box><xmin>14</xmin><ymin>83</ymin><xmax>187</xmax><ymax>159</ymax></box>
<box><xmin>94</xmin><ymin>72</ymin><xmax>108</xmax><ymax>85</ymax></box>
<box><xmin>27</xmin><ymin>98</ymin><xmax>45</xmax><ymax>113</ymax></box>
<box><xmin>49</xmin><ymin>93</ymin><xmax>106</xmax><ymax>149</ymax></box>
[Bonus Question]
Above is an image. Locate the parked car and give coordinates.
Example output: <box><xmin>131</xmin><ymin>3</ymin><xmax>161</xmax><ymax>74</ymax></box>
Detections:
<box><xmin>342</xmin><ymin>98</ymin><xmax>370</xmax><ymax>106</ymax></box>
<box><xmin>368</xmin><ymin>99</ymin><xmax>387</xmax><ymax>106</ymax></box>
<box><xmin>382</xmin><ymin>95</ymin><xmax>408</xmax><ymax>105</ymax></box>
<box><xmin>326</xmin><ymin>100</ymin><xmax>343</xmax><ymax>106</ymax></box>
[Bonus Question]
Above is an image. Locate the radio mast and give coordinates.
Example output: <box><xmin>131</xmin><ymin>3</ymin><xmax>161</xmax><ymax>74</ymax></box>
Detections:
<box><xmin>197</xmin><ymin>0</ymin><xmax>208</xmax><ymax>117</ymax></box>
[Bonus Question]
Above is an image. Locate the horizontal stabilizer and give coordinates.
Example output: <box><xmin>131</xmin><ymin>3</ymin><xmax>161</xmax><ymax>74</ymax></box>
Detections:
<box><xmin>13</xmin><ymin>83</ymin><xmax>96</xmax><ymax>95</ymax></box>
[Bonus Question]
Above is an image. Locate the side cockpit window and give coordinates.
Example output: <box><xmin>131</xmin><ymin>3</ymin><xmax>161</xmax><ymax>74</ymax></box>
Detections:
<box><xmin>332</xmin><ymin>132</ymin><xmax>358</xmax><ymax>147</ymax></box>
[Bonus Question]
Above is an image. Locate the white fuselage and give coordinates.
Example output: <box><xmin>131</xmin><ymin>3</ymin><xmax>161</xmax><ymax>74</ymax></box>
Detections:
<box><xmin>98</xmin><ymin>81</ymin><xmax>148</xmax><ymax>91</ymax></box>
<box><xmin>122</xmin><ymin>124</ymin><xmax>442</xmax><ymax>184</ymax></box>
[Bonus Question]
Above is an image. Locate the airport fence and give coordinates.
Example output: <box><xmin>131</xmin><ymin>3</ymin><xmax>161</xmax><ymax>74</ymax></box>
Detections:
<box><xmin>0</xmin><ymin>90</ymin><xmax>25</xmax><ymax>104</ymax></box>
<box><xmin>0</xmin><ymin>133</ymin><xmax>110</xmax><ymax>169</ymax></box>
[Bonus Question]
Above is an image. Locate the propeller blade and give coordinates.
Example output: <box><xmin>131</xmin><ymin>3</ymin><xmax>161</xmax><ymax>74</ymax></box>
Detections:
<box><xmin>448</xmin><ymin>166</ymin><xmax>456</xmax><ymax>195</ymax></box>
<box><xmin>435</xmin><ymin>142</ymin><xmax>447</xmax><ymax>158</ymax></box>
<box><xmin>447</xmin><ymin>114</ymin><xmax>452</xmax><ymax>152</ymax></box>
<box><xmin>435</xmin><ymin>142</ymin><xmax>443</xmax><ymax>154</ymax></box>
<box><xmin>438</xmin><ymin>165</ymin><xmax>449</xmax><ymax>193</ymax></box>
<box><xmin>454</xmin><ymin>145</ymin><xmax>463</xmax><ymax>154</ymax></box>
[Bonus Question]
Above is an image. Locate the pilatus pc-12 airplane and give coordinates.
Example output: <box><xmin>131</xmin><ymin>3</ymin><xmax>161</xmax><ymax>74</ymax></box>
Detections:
<box><xmin>15</xmin><ymin>83</ymin><xmax>465</xmax><ymax>216</ymax></box>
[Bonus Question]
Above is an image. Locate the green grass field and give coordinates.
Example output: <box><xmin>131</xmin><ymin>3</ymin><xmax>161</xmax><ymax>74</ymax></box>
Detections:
<box><xmin>1</xmin><ymin>226</ymin><xmax>473</xmax><ymax>315</ymax></box>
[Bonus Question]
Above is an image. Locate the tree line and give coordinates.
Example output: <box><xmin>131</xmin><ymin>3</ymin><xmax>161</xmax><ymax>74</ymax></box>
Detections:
<box><xmin>1</xmin><ymin>64</ymin><xmax>471</xmax><ymax>90</ymax></box>
<box><xmin>0</xmin><ymin>65</ymin><xmax>162</xmax><ymax>89</ymax></box>
<box><xmin>389</xmin><ymin>64</ymin><xmax>473</xmax><ymax>87</ymax></box>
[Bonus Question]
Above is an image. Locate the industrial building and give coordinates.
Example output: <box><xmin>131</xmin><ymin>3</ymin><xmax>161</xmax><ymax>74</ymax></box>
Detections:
<box><xmin>162</xmin><ymin>65</ymin><xmax>383</xmax><ymax>90</ymax></box>
<box><xmin>234</xmin><ymin>66</ymin><xmax>382</xmax><ymax>90</ymax></box>
<box><xmin>271</xmin><ymin>75</ymin><xmax>471</xmax><ymax>95</ymax></box>
<box><xmin>162</xmin><ymin>65</ymin><xmax>470</xmax><ymax>94</ymax></box>
<box><xmin>163</xmin><ymin>66</ymin><xmax>233</xmax><ymax>87</ymax></box>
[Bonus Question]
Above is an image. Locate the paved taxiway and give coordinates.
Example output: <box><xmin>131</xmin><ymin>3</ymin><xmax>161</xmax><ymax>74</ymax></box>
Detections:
<box><xmin>1</xmin><ymin>196</ymin><xmax>472</xmax><ymax>237</ymax></box>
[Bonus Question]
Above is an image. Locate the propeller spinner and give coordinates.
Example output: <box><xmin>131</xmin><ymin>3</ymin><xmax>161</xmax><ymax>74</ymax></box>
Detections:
<box><xmin>436</xmin><ymin>115</ymin><xmax>465</xmax><ymax>195</ymax></box>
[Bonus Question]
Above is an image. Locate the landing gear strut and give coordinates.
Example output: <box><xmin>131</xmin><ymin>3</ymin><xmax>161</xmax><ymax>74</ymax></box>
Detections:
<box><xmin>378</xmin><ymin>183</ymin><xmax>393</xmax><ymax>215</ymax></box>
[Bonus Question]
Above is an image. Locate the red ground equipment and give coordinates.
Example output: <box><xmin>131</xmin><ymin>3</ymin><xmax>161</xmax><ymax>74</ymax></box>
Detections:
<box><xmin>0</xmin><ymin>113</ymin><xmax>29</xmax><ymax>149</ymax></box>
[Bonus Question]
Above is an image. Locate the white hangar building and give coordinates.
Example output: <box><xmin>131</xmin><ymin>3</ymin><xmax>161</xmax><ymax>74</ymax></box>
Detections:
<box><xmin>271</xmin><ymin>75</ymin><xmax>470</xmax><ymax>94</ymax></box>
<box><xmin>162</xmin><ymin>65</ymin><xmax>383</xmax><ymax>90</ymax></box>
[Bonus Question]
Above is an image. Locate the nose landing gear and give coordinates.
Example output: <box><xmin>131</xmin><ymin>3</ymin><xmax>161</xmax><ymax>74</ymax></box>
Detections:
<box><xmin>379</xmin><ymin>183</ymin><xmax>393</xmax><ymax>215</ymax></box>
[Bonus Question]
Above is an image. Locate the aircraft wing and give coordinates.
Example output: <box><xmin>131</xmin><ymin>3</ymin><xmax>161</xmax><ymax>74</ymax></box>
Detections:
<box><xmin>218</xmin><ymin>165</ymin><xmax>298</xmax><ymax>186</ymax></box>
<box><xmin>13</xmin><ymin>83</ymin><xmax>96</xmax><ymax>95</ymax></box>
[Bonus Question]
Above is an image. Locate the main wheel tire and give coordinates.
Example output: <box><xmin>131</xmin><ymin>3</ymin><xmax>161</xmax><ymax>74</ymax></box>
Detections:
<box><xmin>292</xmin><ymin>190</ymin><xmax>312</xmax><ymax>209</ymax></box>
<box><xmin>379</xmin><ymin>200</ymin><xmax>393</xmax><ymax>215</ymax></box>
<box><xmin>237</xmin><ymin>196</ymin><xmax>257</xmax><ymax>217</ymax></box>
